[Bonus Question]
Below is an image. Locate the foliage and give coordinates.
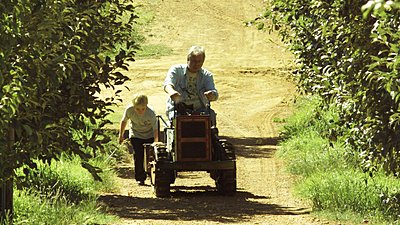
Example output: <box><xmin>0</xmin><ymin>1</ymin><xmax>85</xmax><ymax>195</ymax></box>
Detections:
<box><xmin>278</xmin><ymin>96</ymin><xmax>400</xmax><ymax>224</ymax></box>
<box><xmin>15</xmin><ymin>151</ymin><xmax>117</xmax><ymax>203</ymax></box>
<box><xmin>8</xmin><ymin>128</ymin><xmax>124</xmax><ymax>224</ymax></box>
<box><xmin>279</xmin><ymin>131</ymin><xmax>348</xmax><ymax>176</ymax></box>
<box><xmin>0</xmin><ymin>0</ymin><xmax>138</xmax><ymax>181</ymax></box>
<box><xmin>261</xmin><ymin>0</ymin><xmax>400</xmax><ymax>176</ymax></box>
<box><xmin>279</xmin><ymin>96</ymin><xmax>339</xmax><ymax>141</ymax></box>
<box><xmin>278</xmin><ymin>96</ymin><xmax>350</xmax><ymax>176</ymax></box>
<box><xmin>299</xmin><ymin>170</ymin><xmax>400</xmax><ymax>223</ymax></box>
<box><xmin>12</xmin><ymin>188</ymin><xmax>118</xmax><ymax>225</ymax></box>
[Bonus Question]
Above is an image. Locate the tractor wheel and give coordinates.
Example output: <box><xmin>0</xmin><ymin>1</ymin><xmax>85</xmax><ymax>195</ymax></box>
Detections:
<box><xmin>213</xmin><ymin>139</ymin><xmax>235</xmax><ymax>160</ymax></box>
<box><xmin>220</xmin><ymin>140</ymin><xmax>235</xmax><ymax>160</ymax></box>
<box><xmin>216</xmin><ymin>169</ymin><xmax>237</xmax><ymax>196</ymax></box>
<box><xmin>169</xmin><ymin>170</ymin><xmax>177</xmax><ymax>184</ymax></box>
<box><xmin>151</xmin><ymin>165</ymin><xmax>171</xmax><ymax>197</ymax></box>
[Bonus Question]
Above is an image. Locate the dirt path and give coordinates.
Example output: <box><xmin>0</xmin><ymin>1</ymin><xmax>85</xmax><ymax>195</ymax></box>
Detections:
<box><xmin>99</xmin><ymin>0</ymin><xmax>331</xmax><ymax>224</ymax></box>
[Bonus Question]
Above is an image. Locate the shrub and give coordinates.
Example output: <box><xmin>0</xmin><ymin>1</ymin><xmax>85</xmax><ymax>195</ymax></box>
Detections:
<box><xmin>263</xmin><ymin>0</ymin><xmax>400</xmax><ymax>176</ymax></box>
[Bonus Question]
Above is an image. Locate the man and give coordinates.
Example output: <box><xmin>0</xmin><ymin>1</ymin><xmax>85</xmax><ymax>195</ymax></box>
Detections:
<box><xmin>163</xmin><ymin>46</ymin><xmax>218</xmax><ymax>125</ymax></box>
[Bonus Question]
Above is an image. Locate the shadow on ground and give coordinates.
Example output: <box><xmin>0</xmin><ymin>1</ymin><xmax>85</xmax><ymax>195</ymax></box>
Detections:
<box><xmin>222</xmin><ymin>136</ymin><xmax>281</xmax><ymax>158</ymax></box>
<box><xmin>101</xmin><ymin>135</ymin><xmax>309</xmax><ymax>223</ymax></box>
<box><xmin>99</xmin><ymin>186</ymin><xmax>309</xmax><ymax>223</ymax></box>
<box><xmin>115</xmin><ymin>165</ymin><xmax>134</xmax><ymax>180</ymax></box>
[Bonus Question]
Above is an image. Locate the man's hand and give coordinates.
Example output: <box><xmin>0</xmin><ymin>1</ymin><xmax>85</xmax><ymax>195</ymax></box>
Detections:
<box><xmin>204</xmin><ymin>91</ymin><xmax>216</xmax><ymax>101</ymax></box>
<box><xmin>165</xmin><ymin>84</ymin><xmax>182</xmax><ymax>102</ymax></box>
<box><xmin>171</xmin><ymin>92</ymin><xmax>182</xmax><ymax>103</ymax></box>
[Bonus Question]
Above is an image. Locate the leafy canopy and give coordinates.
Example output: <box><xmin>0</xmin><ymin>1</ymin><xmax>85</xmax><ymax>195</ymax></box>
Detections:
<box><xmin>0</xmin><ymin>0</ymin><xmax>138</xmax><ymax>181</ymax></box>
<box><xmin>260</xmin><ymin>0</ymin><xmax>400</xmax><ymax>175</ymax></box>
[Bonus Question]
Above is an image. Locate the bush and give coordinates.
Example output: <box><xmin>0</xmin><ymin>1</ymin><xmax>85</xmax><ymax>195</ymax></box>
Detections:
<box><xmin>264</xmin><ymin>0</ymin><xmax>400</xmax><ymax>176</ymax></box>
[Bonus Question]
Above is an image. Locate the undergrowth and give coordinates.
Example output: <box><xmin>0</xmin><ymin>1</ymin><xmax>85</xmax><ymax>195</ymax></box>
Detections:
<box><xmin>278</xmin><ymin>95</ymin><xmax>400</xmax><ymax>225</ymax></box>
<box><xmin>10</xmin><ymin>134</ymin><xmax>124</xmax><ymax>225</ymax></box>
<box><xmin>12</xmin><ymin>189</ymin><xmax>117</xmax><ymax>225</ymax></box>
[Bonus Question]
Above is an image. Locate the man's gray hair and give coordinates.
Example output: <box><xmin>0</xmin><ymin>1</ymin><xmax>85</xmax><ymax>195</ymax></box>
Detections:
<box><xmin>187</xmin><ymin>46</ymin><xmax>205</xmax><ymax>60</ymax></box>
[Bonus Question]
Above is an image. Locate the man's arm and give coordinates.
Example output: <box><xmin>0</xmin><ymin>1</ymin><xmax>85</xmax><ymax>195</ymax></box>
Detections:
<box><xmin>164</xmin><ymin>84</ymin><xmax>182</xmax><ymax>102</ymax></box>
<box><xmin>203</xmin><ymin>71</ymin><xmax>218</xmax><ymax>101</ymax></box>
<box><xmin>153</xmin><ymin>128</ymin><xmax>159</xmax><ymax>142</ymax></box>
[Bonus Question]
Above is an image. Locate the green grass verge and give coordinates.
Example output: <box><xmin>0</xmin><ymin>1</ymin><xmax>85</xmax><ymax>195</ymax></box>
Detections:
<box><xmin>278</xmin><ymin>95</ymin><xmax>400</xmax><ymax>225</ymax></box>
<box><xmin>12</xmin><ymin>139</ymin><xmax>124</xmax><ymax>224</ymax></box>
<box><xmin>16</xmin><ymin>152</ymin><xmax>118</xmax><ymax>201</ymax></box>
<box><xmin>135</xmin><ymin>44</ymin><xmax>173</xmax><ymax>58</ymax></box>
<box><xmin>297</xmin><ymin>169</ymin><xmax>400</xmax><ymax>224</ymax></box>
<box><xmin>133</xmin><ymin>0</ymin><xmax>173</xmax><ymax>59</ymax></box>
<box><xmin>278</xmin><ymin>130</ymin><xmax>347</xmax><ymax>177</ymax></box>
<box><xmin>13</xmin><ymin>189</ymin><xmax>118</xmax><ymax>225</ymax></box>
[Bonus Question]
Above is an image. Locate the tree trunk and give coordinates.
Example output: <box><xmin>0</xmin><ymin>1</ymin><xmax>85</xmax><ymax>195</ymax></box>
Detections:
<box><xmin>0</xmin><ymin>178</ymin><xmax>13</xmax><ymax>221</ymax></box>
<box><xmin>1</xmin><ymin>126</ymin><xmax>14</xmax><ymax>222</ymax></box>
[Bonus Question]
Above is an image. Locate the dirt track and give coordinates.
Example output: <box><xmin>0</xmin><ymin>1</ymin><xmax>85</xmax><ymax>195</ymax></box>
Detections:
<box><xmin>99</xmin><ymin>0</ymin><xmax>331</xmax><ymax>224</ymax></box>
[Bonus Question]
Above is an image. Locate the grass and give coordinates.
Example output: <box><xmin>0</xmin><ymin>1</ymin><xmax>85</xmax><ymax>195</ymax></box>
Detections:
<box><xmin>13</xmin><ymin>188</ymin><xmax>118</xmax><ymax>225</ymax></box>
<box><xmin>278</xmin><ymin>95</ymin><xmax>400</xmax><ymax>225</ymax></box>
<box><xmin>297</xmin><ymin>170</ymin><xmax>400</xmax><ymax>224</ymax></box>
<box><xmin>135</xmin><ymin>44</ymin><xmax>173</xmax><ymax>58</ymax></box>
<box><xmin>11</xmin><ymin>139</ymin><xmax>124</xmax><ymax>224</ymax></box>
<box><xmin>278</xmin><ymin>131</ymin><xmax>346</xmax><ymax>177</ymax></box>
<box><xmin>104</xmin><ymin>0</ymin><xmax>173</xmax><ymax>60</ymax></box>
<box><xmin>132</xmin><ymin>0</ymin><xmax>173</xmax><ymax>59</ymax></box>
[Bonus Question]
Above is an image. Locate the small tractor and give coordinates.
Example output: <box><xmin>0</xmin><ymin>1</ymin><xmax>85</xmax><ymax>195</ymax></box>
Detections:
<box><xmin>144</xmin><ymin>104</ymin><xmax>237</xmax><ymax>197</ymax></box>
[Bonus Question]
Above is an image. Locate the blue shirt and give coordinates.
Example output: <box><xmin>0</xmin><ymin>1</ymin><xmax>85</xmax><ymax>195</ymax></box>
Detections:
<box><xmin>163</xmin><ymin>64</ymin><xmax>218</xmax><ymax>115</ymax></box>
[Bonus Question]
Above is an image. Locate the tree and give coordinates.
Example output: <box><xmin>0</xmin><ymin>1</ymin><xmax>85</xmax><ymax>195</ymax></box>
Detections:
<box><xmin>0</xmin><ymin>0</ymin><xmax>138</xmax><ymax>213</ymax></box>
<box><xmin>263</xmin><ymin>0</ymin><xmax>400</xmax><ymax>175</ymax></box>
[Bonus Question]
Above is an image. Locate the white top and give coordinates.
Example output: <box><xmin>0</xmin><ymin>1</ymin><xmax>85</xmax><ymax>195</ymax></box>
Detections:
<box><xmin>122</xmin><ymin>105</ymin><xmax>157</xmax><ymax>139</ymax></box>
